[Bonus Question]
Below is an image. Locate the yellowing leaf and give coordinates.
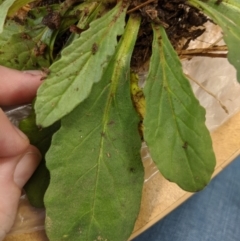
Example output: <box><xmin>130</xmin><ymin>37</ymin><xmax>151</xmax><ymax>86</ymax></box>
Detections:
<box><xmin>7</xmin><ymin>0</ymin><xmax>35</xmax><ymax>17</ymax></box>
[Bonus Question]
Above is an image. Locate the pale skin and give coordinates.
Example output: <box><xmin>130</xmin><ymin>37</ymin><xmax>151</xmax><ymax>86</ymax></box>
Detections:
<box><xmin>0</xmin><ymin>66</ymin><xmax>44</xmax><ymax>240</ymax></box>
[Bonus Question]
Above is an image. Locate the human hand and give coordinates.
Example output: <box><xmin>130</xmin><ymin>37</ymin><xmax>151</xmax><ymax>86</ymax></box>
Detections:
<box><xmin>0</xmin><ymin>66</ymin><xmax>44</xmax><ymax>241</ymax></box>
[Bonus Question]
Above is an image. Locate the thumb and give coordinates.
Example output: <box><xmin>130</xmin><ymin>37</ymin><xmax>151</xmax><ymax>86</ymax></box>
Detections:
<box><xmin>14</xmin><ymin>145</ymin><xmax>41</xmax><ymax>188</ymax></box>
<box><xmin>0</xmin><ymin>109</ymin><xmax>29</xmax><ymax>157</ymax></box>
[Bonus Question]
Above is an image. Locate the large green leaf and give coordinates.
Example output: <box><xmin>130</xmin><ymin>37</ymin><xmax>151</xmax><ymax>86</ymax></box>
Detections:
<box><xmin>19</xmin><ymin>109</ymin><xmax>60</xmax><ymax>208</ymax></box>
<box><xmin>35</xmin><ymin>2</ymin><xmax>127</xmax><ymax>127</ymax></box>
<box><xmin>44</xmin><ymin>15</ymin><xmax>143</xmax><ymax>241</ymax></box>
<box><xmin>0</xmin><ymin>0</ymin><xmax>16</xmax><ymax>34</ymax></box>
<box><xmin>143</xmin><ymin>25</ymin><xmax>216</xmax><ymax>192</ymax></box>
<box><xmin>189</xmin><ymin>0</ymin><xmax>240</xmax><ymax>81</ymax></box>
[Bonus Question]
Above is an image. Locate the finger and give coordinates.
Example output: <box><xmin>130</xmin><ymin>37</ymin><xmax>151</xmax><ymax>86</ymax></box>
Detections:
<box><xmin>0</xmin><ymin>66</ymin><xmax>45</xmax><ymax>106</ymax></box>
<box><xmin>0</xmin><ymin>109</ymin><xmax>29</xmax><ymax>157</ymax></box>
<box><xmin>0</xmin><ymin>155</ymin><xmax>22</xmax><ymax>241</ymax></box>
<box><xmin>14</xmin><ymin>145</ymin><xmax>41</xmax><ymax>188</ymax></box>
<box><xmin>0</xmin><ymin>146</ymin><xmax>41</xmax><ymax>240</ymax></box>
<box><xmin>0</xmin><ymin>181</ymin><xmax>20</xmax><ymax>241</ymax></box>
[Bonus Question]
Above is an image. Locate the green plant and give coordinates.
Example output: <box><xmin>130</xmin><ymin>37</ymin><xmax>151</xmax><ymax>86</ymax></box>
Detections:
<box><xmin>1</xmin><ymin>0</ymin><xmax>240</xmax><ymax>240</ymax></box>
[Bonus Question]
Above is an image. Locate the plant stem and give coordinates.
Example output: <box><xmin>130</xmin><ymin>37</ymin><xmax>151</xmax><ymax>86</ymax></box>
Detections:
<box><xmin>127</xmin><ymin>0</ymin><xmax>156</xmax><ymax>14</ymax></box>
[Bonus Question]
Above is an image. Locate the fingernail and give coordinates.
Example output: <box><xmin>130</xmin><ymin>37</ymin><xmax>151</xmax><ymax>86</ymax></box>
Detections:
<box><xmin>13</xmin><ymin>125</ymin><xmax>29</xmax><ymax>141</ymax></box>
<box><xmin>22</xmin><ymin>70</ymin><xmax>45</xmax><ymax>76</ymax></box>
<box><xmin>14</xmin><ymin>152</ymin><xmax>42</xmax><ymax>188</ymax></box>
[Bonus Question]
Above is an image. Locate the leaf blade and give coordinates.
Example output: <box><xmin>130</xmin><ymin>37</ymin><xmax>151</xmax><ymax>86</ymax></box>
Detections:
<box><xmin>0</xmin><ymin>0</ymin><xmax>16</xmax><ymax>34</ymax></box>
<box><xmin>35</xmin><ymin>2</ymin><xmax>127</xmax><ymax>127</ymax></box>
<box><xmin>143</xmin><ymin>25</ymin><xmax>216</xmax><ymax>192</ymax></box>
<box><xmin>44</xmin><ymin>15</ymin><xmax>143</xmax><ymax>241</ymax></box>
<box><xmin>19</xmin><ymin>109</ymin><xmax>60</xmax><ymax>208</ymax></box>
<box><xmin>0</xmin><ymin>32</ymin><xmax>50</xmax><ymax>70</ymax></box>
<box><xmin>0</xmin><ymin>20</ymin><xmax>25</xmax><ymax>47</ymax></box>
<box><xmin>7</xmin><ymin>0</ymin><xmax>35</xmax><ymax>17</ymax></box>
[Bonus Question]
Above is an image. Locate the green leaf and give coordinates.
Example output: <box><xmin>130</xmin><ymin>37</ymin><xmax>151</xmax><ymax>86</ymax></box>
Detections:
<box><xmin>7</xmin><ymin>0</ymin><xmax>35</xmax><ymax>17</ymax></box>
<box><xmin>76</xmin><ymin>2</ymin><xmax>102</xmax><ymax>30</ymax></box>
<box><xmin>143</xmin><ymin>25</ymin><xmax>216</xmax><ymax>192</ymax></box>
<box><xmin>26</xmin><ymin>4</ymin><xmax>60</xmax><ymax>28</ymax></box>
<box><xmin>0</xmin><ymin>32</ymin><xmax>50</xmax><ymax>70</ymax></box>
<box><xmin>0</xmin><ymin>19</ymin><xmax>25</xmax><ymax>46</ymax></box>
<box><xmin>19</xmin><ymin>109</ymin><xmax>60</xmax><ymax>208</ymax></box>
<box><xmin>44</xmin><ymin>15</ymin><xmax>143</xmax><ymax>241</ymax></box>
<box><xmin>0</xmin><ymin>6</ymin><xmax>56</xmax><ymax>70</ymax></box>
<box><xmin>35</xmin><ymin>2</ymin><xmax>127</xmax><ymax>127</ymax></box>
<box><xmin>24</xmin><ymin>162</ymin><xmax>49</xmax><ymax>208</ymax></box>
<box><xmin>189</xmin><ymin>0</ymin><xmax>240</xmax><ymax>81</ymax></box>
<box><xmin>63</xmin><ymin>2</ymin><xmax>104</xmax><ymax>49</ymax></box>
<box><xmin>0</xmin><ymin>0</ymin><xmax>16</xmax><ymax>34</ymax></box>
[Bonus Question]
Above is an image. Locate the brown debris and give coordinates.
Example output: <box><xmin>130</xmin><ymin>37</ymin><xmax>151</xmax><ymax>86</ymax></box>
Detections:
<box><xmin>41</xmin><ymin>11</ymin><xmax>62</xmax><ymax>30</ymax></box>
<box><xmin>130</xmin><ymin>0</ymin><xmax>211</xmax><ymax>68</ymax></box>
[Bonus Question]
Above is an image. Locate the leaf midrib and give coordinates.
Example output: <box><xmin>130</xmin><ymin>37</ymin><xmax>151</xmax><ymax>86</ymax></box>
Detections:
<box><xmin>158</xmin><ymin>31</ymin><xmax>197</xmax><ymax>187</ymax></box>
<box><xmin>39</xmin><ymin>5</ymin><xmax>125</xmax><ymax>126</ymax></box>
<box><xmin>86</xmin><ymin>58</ymin><xmax>122</xmax><ymax>238</ymax></box>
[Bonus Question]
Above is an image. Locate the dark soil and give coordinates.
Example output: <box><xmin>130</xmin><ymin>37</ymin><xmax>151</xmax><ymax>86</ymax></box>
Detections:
<box><xmin>13</xmin><ymin>0</ymin><xmax>211</xmax><ymax>68</ymax></box>
<box><xmin>130</xmin><ymin>0</ymin><xmax>210</xmax><ymax>68</ymax></box>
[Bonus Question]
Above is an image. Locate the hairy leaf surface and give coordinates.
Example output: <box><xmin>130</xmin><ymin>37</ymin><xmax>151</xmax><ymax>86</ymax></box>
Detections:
<box><xmin>44</xmin><ymin>15</ymin><xmax>143</xmax><ymax>241</ymax></box>
<box><xmin>35</xmin><ymin>2</ymin><xmax>127</xmax><ymax>127</ymax></box>
<box><xmin>143</xmin><ymin>25</ymin><xmax>216</xmax><ymax>192</ymax></box>
<box><xmin>189</xmin><ymin>0</ymin><xmax>240</xmax><ymax>81</ymax></box>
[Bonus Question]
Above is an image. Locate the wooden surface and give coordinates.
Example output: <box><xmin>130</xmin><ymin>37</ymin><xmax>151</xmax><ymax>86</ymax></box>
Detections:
<box><xmin>4</xmin><ymin>231</ymin><xmax>48</xmax><ymax>241</ymax></box>
<box><xmin>5</xmin><ymin>111</ymin><xmax>240</xmax><ymax>241</ymax></box>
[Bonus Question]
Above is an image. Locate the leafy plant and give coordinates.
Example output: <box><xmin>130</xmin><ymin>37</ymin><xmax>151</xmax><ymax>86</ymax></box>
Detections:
<box><xmin>1</xmin><ymin>0</ymin><xmax>240</xmax><ymax>240</ymax></box>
